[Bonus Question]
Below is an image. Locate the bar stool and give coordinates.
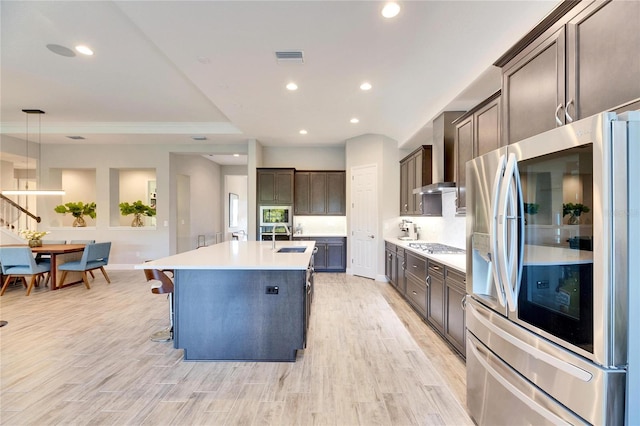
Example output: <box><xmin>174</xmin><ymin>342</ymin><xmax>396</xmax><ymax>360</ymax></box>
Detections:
<box><xmin>144</xmin><ymin>269</ymin><xmax>175</xmax><ymax>342</ymax></box>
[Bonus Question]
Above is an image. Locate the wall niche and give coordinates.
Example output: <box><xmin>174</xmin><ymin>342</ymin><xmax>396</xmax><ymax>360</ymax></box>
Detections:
<box><xmin>110</xmin><ymin>168</ymin><xmax>157</xmax><ymax>227</ymax></box>
<box><xmin>51</xmin><ymin>168</ymin><xmax>97</xmax><ymax>227</ymax></box>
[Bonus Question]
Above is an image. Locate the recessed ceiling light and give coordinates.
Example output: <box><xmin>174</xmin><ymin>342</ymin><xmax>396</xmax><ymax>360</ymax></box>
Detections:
<box><xmin>75</xmin><ymin>45</ymin><xmax>94</xmax><ymax>56</ymax></box>
<box><xmin>286</xmin><ymin>82</ymin><xmax>298</xmax><ymax>91</ymax></box>
<box><xmin>350</xmin><ymin>118</ymin><xmax>360</xmax><ymax>124</ymax></box>
<box><xmin>381</xmin><ymin>2</ymin><xmax>401</xmax><ymax>18</ymax></box>
<box><xmin>360</xmin><ymin>82</ymin><xmax>372</xmax><ymax>91</ymax></box>
<box><xmin>299</xmin><ymin>129</ymin><xmax>308</xmax><ymax>135</ymax></box>
<box><xmin>233</xmin><ymin>154</ymin><xmax>240</xmax><ymax>157</ymax></box>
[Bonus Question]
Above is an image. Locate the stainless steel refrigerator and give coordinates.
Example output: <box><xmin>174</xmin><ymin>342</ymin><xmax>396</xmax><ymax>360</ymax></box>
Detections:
<box><xmin>465</xmin><ymin>110</ymin><xmax>639</xmax><ymax>425</ymax></box>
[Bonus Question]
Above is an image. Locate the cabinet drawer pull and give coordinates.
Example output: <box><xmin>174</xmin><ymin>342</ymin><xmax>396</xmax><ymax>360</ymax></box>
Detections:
<box><xmin>461</xmin><ymin>296</ymin><xmax>467</xmax><ymax>311</ymax></box>
<box><xmin>426</xmin><ymin>275</ymin><xmax>431</xmax><ymax>285</ymax></box>
<box><xmin>413</xmin><ymin>265</ymin><xmax>418</xmax><ymax>268</ymax></box>
<box><xmin>432</xmin><ymin>265</ymin><xmax>440</xmax><ymax>271</ymax></box>
<box><xmin>412</xmin><ymin>291</ymin><xmax>418</xmax><ymax>295</ymax></box>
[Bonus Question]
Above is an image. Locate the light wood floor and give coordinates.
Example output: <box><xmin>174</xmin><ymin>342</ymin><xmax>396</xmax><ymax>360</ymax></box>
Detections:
<box><xmin>0</xmin><ymin>270</ymin><xmax>471</xmax><ymax>425</ymax></box>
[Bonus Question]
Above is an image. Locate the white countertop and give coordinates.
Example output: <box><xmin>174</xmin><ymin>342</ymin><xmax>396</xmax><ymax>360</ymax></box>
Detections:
<box><xmin>135</xmin><ymin>240</ymin><xmax>316</xmax><ymax>271</ymax></box>
<box><xmin>385</xmin><ymin>237</ymin><xmax>467</xmax><ymax>273</ymax></box>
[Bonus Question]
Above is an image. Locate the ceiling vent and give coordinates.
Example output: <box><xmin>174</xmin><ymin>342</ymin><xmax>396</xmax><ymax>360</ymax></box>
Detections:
<box><xmin>66</xmin><ymin>135</ymin><xmax>85</xmax><ymax>140</ymax></box>
<box><xmin>275</xmin><ymin>51</ymin><xmax>304</xmax><ymax>64</ymax></box>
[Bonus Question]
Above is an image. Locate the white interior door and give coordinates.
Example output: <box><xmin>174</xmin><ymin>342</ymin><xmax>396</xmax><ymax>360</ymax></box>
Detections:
<box><xmin>350</xmin><ymin>164</ymin><xmax>377</xmax><ymax>279</ymax></box>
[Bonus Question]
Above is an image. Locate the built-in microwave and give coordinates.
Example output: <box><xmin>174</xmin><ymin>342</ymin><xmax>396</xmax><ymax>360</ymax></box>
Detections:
<box><xmin>259</xmin><ymin>205</ymin><xmax>292</xmax><ymax>226</ymax></box>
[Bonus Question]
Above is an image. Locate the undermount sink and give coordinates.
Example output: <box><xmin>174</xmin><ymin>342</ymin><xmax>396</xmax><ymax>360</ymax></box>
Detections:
<box><xmin>276</xmin><ymin>247</ymin><xmax>307</xmax><ymax>253</ymax></box>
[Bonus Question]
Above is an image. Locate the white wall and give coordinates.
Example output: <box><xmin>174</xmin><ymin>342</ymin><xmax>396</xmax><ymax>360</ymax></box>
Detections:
<box><xmin>262</xmin><ymin>146</ymin><xmax>345</xmax><ymax>169</ymax></box>
<box><xmin>248</xmin><ymin>139</ymin><xmax>262</xmax><ymax>241</ymax></box>
<box><xmin>172</xmin><ymin>154</ymin><xmax>223</xmax><ymax>249</ymax></box>
<box><xmin>225</xmin><ymin>174</ymin><xmax>248</xmax><ymax>241</ymax></box>
<box><xmin>0</xmin><ymin>159</ymin><xmax>15</xmax><ymax>190</ymax></box>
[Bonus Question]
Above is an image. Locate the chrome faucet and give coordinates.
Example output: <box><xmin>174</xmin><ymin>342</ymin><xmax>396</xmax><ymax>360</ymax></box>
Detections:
<box><xmin>271</xmin><ymin>223</ymin><xmax>291</xmax><ymax>249</ymax></box>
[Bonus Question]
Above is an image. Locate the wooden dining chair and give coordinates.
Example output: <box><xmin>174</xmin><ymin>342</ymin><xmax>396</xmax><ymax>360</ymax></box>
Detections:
<box><xmin>58</xmin><ymin>242</ymin><xmax>111</xmax><ymax>289</ymax></box>
<box><xmin>0</xmin><ymin>247</ymin><xmax>51</xmax><ymax>296</ymax></box>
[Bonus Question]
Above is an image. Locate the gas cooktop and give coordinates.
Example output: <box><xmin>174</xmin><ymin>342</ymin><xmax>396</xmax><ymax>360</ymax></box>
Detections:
<box><xmin>408</xmin><ymin>243</ymin><xmax>465</xmax><ymax>255</ymax></box>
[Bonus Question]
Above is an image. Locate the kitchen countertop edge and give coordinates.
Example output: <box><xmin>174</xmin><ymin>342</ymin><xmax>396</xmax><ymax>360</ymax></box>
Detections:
<box><xmin>385</xmin><ymin>237</ymin><xmax>467</xmax><ymax>273</ymax></box>
<box><xmin>135</xmin><ymin>240</ymin><xmax>316</xmax><ymax>271</ymax></box>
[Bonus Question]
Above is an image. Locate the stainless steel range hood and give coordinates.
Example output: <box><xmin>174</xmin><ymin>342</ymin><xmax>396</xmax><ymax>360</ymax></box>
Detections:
<box><xmin>413</xmin><ymin>111</ymin><xmax>463</xmax><ymax>195</ymax></box>
<box><xmin>413</xmin><ymin>181</ymin><xmax>456</xmax><ymax>194</ymax></box>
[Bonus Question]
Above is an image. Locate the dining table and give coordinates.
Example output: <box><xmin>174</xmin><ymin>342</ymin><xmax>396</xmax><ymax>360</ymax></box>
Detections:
<box><xmin>28</xmin><ymin>244</ymin><xmax>86</xmax><ymax>290</ymax></box>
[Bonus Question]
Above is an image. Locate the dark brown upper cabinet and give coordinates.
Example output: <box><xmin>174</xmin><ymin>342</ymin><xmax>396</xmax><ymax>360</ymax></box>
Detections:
<box><xmin>454</xmin><ymin>91</ymin><xmax>501</xmax><ymax>214</ymax></box>
<box><xmin>399</xmin><ymin>145</ymin><xmax>433</xmax><ymax>215</ymax></box>
<box><xmin>499</xmin><ymin>0</ymin><xmax>640</xmax><ymax>145</ymax></box>
<box><xmin>257</xmin><ymin>168</ymin><xmax>294</xmax><ymax>205</ymax></box>
<box><xmin>294</xmin><ymin>171</ymin><xmax>345</xmax><ymax>216</ymax></box>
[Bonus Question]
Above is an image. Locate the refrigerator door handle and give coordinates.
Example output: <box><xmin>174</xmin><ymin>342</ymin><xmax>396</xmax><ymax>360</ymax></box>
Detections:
<box><xmin>470</xmin><ymin>303</ymin><xmax>593</xmax><ymax>382</ymax></box>
<box><xmin>491</xmin><ymin>154</ymin><xmax>508</xmax><ymax>307</ymax></box>
<box><xmin>498</xmin><ymin>154</ymin><xmax>524</xmax><ymax>311</ymax></box>
<box><xmin>467</xmin><ymin>341</ymin><xmax>574</xmax><ymax>426</ymax></box>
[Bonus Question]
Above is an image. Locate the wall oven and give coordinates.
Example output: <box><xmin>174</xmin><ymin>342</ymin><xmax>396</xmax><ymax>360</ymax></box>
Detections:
<box><xmin>259</xmin><ymin>205</ymin><xmax>292</xmax><ymax>241</ymax></box>
<box><xmin>466</xmin><ymin>110</ymin><xmax>639</xmax><ymax>425</ymax></box>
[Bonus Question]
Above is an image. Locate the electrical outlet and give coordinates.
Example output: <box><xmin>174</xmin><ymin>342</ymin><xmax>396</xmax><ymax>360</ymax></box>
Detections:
<box><xmin>265</xmin><ymin>286</ymin><xmax>279</xmax><ymax>295</ymax></box>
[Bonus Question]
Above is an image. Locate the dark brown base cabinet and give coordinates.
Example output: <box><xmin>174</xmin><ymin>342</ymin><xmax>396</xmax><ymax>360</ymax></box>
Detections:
<box><xmin>405</xmin><ymin>251</ymin><xmax>427</xmax><ymax>316</ymax></box>
<box><xmin>295</xmin><ymin>237</ymin><xmax>346</xmax><ymax>272</ymax></box>
<box><xmin>386</xmin><ymin>242</ymin><xmax>466</xmax><ymax>359</ymax></box>
<box><xmin>426</xmin><ymin>261</ymin><xmax>445</xmax><ymax>335</ymax></box>
<box><xmin>445</xmin><ymin>268</ymin><xmax>466</xmax><ymax>356</ymax></box>
<box><xmin>385</xmin><ymin>242</ymin><xmax>396</xmax><ymax>285</ymax></box>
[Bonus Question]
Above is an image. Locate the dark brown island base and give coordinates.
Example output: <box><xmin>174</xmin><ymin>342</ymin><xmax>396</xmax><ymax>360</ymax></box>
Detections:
<box><xmin>138</xmin><ymin>240</ymin><xmax>315</xmax><ymax>361</ymax></box>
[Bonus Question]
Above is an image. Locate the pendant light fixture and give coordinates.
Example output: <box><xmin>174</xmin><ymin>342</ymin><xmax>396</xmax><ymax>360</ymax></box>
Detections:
<box><xmin>1</xmin><ymin>109</ymin><xmax>65</xmax><ymax>196</ymax></box>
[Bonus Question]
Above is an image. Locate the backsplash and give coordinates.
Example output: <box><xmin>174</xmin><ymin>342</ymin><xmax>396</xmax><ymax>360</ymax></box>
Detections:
<box><xmin>293</xmin><ymin>215</ymin><xmax>347</xmax><ymax>236</ymax></box>
<box><xmin>384</xmin><ymin>191</ymin><xmax>466</xmax><ymax>249</ymax></box>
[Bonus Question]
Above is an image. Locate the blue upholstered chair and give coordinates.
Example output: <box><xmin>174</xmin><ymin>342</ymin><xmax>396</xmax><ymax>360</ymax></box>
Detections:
<box><xmin>67</xmin><ymin>240</ymin><xmax>97</xmax><ymax>278</ymax></box>
<box><xmin>0</xmin><ymin>247</ymin><xmax>51</xmax><ymax>296</ymax></box>
<box><xmin>58</xmin><ymin>242</ymin><xmax>111</xmax><ymax>289</ymax></box>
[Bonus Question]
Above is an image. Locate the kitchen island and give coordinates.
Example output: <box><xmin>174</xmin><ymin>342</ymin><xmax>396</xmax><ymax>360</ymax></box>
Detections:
<box><xmin>137</xmin><ymin>240</ymin><xmax>315</xmax><ymax>361</ymax></box>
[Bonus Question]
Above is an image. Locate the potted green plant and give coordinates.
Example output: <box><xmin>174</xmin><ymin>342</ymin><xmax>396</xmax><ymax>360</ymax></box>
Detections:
<box><xmin>119</xmin><ymin>200</ymin><xmax>156</xmax><ymax>227</ymax></box>
<box><xmin>563</xmin><ymin>203</ymin><xmax>590</xmax><ymax>225</ymax></box>
<box><xmin>54</xmin><ymin>202</ymin><xmax>97</xmax><ymax>227</ymax></box>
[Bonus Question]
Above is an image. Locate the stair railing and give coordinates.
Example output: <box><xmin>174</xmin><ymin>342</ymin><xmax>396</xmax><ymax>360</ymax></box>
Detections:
<box><xmin>0</xmin><ymin>194</ymin><xmax>41</xmax><ymax>237</ymax></box>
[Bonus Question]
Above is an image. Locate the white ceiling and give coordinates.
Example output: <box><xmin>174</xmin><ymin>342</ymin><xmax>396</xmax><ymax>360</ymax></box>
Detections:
<box><xmin>0</xmin><ymin>1</ymin><xmax>558</xmax><ymax>165</ymax></box>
